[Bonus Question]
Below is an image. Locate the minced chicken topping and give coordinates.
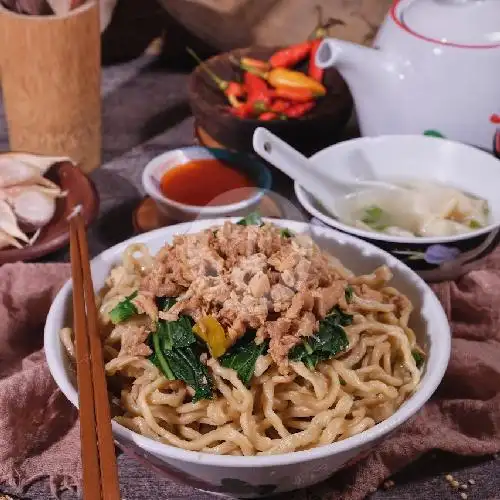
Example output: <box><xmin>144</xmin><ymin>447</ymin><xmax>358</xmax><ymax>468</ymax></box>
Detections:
<box><xmin>138</xmin><ymin>222</ymin><xmax>390</xmax><ymax>369</ymax></box>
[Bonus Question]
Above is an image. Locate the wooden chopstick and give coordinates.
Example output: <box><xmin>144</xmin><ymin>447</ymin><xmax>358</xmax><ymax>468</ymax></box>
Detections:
<box><xmin>70</xmin><ymin>208</ymin><xmax>121</xmax><ymax>500</ymax></box>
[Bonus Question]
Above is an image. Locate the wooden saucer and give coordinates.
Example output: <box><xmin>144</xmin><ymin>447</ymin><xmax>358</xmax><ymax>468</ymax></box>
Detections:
<box><xmin>133</xmin><ymin>196</ymin><xmax>283</xmax><ymax>234</ymax></box>
<box><xmin>0</xmin><ymin>161</ymin><xmax>99</xmax><ymax>264</ymax></box>
<box><xmin>194</xmin><ymin>123</ymin><xmax>228</xmax><ymax>150</ymax></box>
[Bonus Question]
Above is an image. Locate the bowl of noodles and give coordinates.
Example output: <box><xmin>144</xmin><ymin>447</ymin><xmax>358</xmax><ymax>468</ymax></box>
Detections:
<box><xmin>44</xmin><ymin>215</ymin><xmax>450</xmax><ymax>497</ymax></box>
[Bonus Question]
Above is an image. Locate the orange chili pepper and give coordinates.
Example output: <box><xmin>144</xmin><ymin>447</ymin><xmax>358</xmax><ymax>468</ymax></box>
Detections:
<box><xmin>238</xmin><ymin>62</ymin><xmax>326</xmax><ymax>97</ymax></box>
<box><xmin>267</xmin><ymin>68</ymin><xmax>326</xmax><ymax>95</ymax></box>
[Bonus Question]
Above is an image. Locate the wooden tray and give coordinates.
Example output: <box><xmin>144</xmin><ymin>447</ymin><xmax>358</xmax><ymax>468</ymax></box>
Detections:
<box><xmin>133</xmin><ymin>195</ymin><xmax>283</xmax><ymax>234</ymax></box>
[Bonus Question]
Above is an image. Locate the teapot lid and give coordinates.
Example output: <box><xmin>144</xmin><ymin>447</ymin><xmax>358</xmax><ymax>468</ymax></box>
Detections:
<box><xmin>399</xmin><ymin>0</ymin><xmax>500</xmax><ymax>46</ymax></box>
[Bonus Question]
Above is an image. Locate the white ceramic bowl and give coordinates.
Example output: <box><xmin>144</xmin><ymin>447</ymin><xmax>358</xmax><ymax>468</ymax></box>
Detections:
<box><xmin>44</xmin><ymin>218</ymin><xmax>450</xmax><ymax>498</ymax></box>
<box><xmin>142</xmin><ymin>146</ymin><xmax>272</xmax><ymax>222</ymax></box>
<box><xmin>295</xmin><ymin>135</ymin><xmax>500</xmax><ymax>282</ymax></box>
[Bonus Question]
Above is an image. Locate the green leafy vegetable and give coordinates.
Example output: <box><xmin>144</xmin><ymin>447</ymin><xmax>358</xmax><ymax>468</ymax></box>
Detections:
<box><xmin>219</xmin><ymin>331</ymin><xmax>268</xmax><ymax>386</ymax></box>
<box><xmin>280</xmin><ymin>228</ymin><xmax>293</xmax><ymax>238</ymax></box>
<box><xmin>109</xmin><ymin>291</ymin><xmax>138</xmax><ymax>324</ymax></box>
<box><xmin>237</xmin><ymin>212</ymin><xmax>263</xmax><ymax>226</ymax></box>
<box><xmin>149</xmin><ymin>302</ymin><xmax>213</xmax><ymax>401</ymax></box>
<box><xmin>156</xmin><ymin>316</ymin><xmax>197</xmax><ymax>350</ymax></box>
<box><xmin>361</xmin><ymin>205</ymin><xmax>388</xmax><ymax>231</ymax></box>
<box><xmin>163</xmin><ymin>347</ymin><xmax>213</xmax><ymax>401</ymax></box>
<box><xmin>345</xmin><ymin>285</ymin><xmax>354</xmax><ymax>304</ymax></box>
<box><xmin>469</xmin><ymin>219</ymin><xmax>482</xmax><ymax>229</ymax></box>
<box><xmin>362</xmin><ymin>205</ymin><xmax>383</xmax><ymax>224</ymax></box>
<box><xmin>289</xmin><ymin>306</ymin><xmax>351</xmax><ymax>369</ymax></box>
<box><xmin>151</xmin><ymin>333</ymin><xmax>175</xmax><ymax>380</ymax></box>
<box><xmin>412</xmin><ymin>349</ymin><xmax>425</xmax><ymax>368</ymax></box>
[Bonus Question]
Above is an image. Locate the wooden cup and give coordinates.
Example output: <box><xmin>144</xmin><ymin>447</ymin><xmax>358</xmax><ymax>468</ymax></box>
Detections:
<box><xmin>0</xmin><ymin>2</ymin><xmax>101</xmax><ymax>173</ymax></box>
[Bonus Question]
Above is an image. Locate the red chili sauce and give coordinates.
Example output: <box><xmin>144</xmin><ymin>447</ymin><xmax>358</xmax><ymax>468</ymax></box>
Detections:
<box><xmin>160</xmin><ymin>159</ymin><xmax>255</xmax><ymax>206</ymax></box>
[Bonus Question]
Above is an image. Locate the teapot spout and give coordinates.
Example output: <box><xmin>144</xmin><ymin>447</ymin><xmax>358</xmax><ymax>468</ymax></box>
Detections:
<box><xmin>316</xmin><ymin>38</ymin><xmax>399</xmax><ymax>135</ymax></box>
<box><xmin>316</xmin><ymin>38</ymin><xmax>389</xmax><ymax>82</ymax></box>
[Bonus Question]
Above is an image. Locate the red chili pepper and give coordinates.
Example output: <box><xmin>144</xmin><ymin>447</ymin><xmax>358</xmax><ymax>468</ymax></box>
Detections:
<box><xmin>270</xmin><ymin>99</ymin><xmax>291</xmax><ymax>113</ymax></box>
<box><xmin>226</xmin><ymin>81</ymin><xmax>245</xmax><ymax>97</ymax></box>
<box><xmin>308</xmin><ymin>38</ymin><xmax>324</xmax><ymax>82</ymax></box>
<box><xmin>259</xmin><ymin>112</ymin><xmax>278</xmax><ymax>121</ymax></box>
<box><xmin>273</xmin><ymin>86</ymin><xmax>317</xmax><ymax>102</ymax></box>
<box><xmin>269</xmin><ymin>41</ymin><xmax>312</xmax><ymax>69</ymax></box>
<box><xmin>285</xmin><ymin>101</ymin><xmax>316</xmax><ymax>118</ymax></box>
<box><xmin>228</xmin><ymin>103</ymin><xmax>252</xmax><ymax>119</ymax></box>
<box><xmin>306</xmin><ymin>7</ymin><xmax>345</xmax><ymax>82</ymax></box>
<box><xmin>244</xmin><ymin>72</ymin><xmax>272</xmax><ymax>113</ymax></box>
<box><xmin>187</xmin><ymin>48</ymin><xmax>245</xmax><ymax>107</ymax></box>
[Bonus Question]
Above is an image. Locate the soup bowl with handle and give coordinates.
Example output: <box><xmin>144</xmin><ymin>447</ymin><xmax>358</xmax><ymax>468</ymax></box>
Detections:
<box><xmin>44</xmin><ymin>217</ymin><xmax>450</xmax><ymax>498</ymax></box>
<box><xmin>295</xmin><ymin>135</ymin><xmax>500</xmax><ymax>282</ymax></box>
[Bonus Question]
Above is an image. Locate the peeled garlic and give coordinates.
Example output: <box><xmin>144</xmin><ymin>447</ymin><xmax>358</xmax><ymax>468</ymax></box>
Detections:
<box><xmin>0</xmin><ymin>200</ymin><xmax>30</xmax><ymax>243</ymax></box>
<box><xmin>10</xmin><ymin>189</ymin><xmax>56</xmax><ymax>229</ymax></box>
<box><xmin>0</xmin><ymin>228</ymin><xmax>23</xmax><ymax>250</ymax></box>
<box><xmin>0</xmin><ymin>153</ymin><xmax>74</xmax><ymax>175</ymax></box>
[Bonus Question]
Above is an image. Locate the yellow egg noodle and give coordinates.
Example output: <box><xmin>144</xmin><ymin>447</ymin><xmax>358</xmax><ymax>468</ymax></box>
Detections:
<box><xmin>61</xmin><ymin>221</ymin><xmax>423</xmax><ymax>456</ymax></box>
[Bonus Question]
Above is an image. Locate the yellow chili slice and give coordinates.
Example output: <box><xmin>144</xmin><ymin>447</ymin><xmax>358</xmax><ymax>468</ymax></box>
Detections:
<box><xmin>193</xmin><ymin>316</ymin><xmax>229</xmax><ymax>358</ymax></box>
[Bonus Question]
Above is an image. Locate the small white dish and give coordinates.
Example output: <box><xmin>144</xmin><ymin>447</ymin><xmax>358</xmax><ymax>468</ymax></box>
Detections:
<box><xmin>44</xmin><ymin>217</ymin><xmax>450</xmax><ymax>498</ymax></box>
<box><xmin>295</xmin><ymin>134</ymin><xmax>500</xmax><ymax>282</ymax></box>
<box><xmin>142</xmin><ymin>146</ymin><xmax>272</xmax><ymax>222</ymax></box>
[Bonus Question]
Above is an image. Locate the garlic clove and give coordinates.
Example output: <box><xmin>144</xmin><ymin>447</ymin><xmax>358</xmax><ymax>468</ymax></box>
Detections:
<box><xmin>0</xmin><ymin>200</ymin><xmax>30</xmax><ymax>243</ymax></box>
<box><xmin>11</xmin><ymin>190</ymin><xmax>56</xmax><ymax>229</ymax></box>
<box><xmin>0</xmin><ymin>153</ymin><xmax>75</xmax><ymax>174</ymax></box>
<box><xmin>0</xmin><ymin>158</ymin><xmax>42</xmax><ymax>189</ymax></box>
<box><xmin>34</xmin><ymin>176</ymin><xmax>62</xmax><ymax>192</ymax></box>
<box><xmin>0</xmin><ymin>228</ymin><xmax>23</xmax><ymax>250</ymax></box>
<box><xmin>3</xmin><ymin>184</ymin><xmax>65</xmax><ymax>202</ymax></box>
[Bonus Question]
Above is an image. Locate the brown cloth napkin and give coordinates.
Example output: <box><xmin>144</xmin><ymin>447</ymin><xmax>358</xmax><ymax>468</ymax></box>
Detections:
<box><xmin>0</xmin><ymin>259</ymin><xmax>499</xmax><ymax>499</ymax></box>
<box><xmin>0</xmin><ymin>263</ymin><xmax>79</xmax><ymax>497</ymax></box>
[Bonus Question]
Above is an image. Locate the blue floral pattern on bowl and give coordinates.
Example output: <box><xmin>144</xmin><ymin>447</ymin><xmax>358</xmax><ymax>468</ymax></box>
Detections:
<box><xmin>393</xmin><ymin>244</ymin><xmax>461</xmax><ymax>265</ymax></box>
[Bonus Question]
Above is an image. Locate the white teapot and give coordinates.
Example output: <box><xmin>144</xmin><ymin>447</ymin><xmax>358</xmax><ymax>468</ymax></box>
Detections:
<box><xmin>316</xmin><ymin>0</ymin><xmax>500</xmax><ymax>151</ymax></box>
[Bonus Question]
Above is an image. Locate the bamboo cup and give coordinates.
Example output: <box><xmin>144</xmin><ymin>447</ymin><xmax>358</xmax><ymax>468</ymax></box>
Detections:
<box><xmin>0</xmin><ymin>2</ymin><xmax>101</xmax><ymax>173</ymax></box>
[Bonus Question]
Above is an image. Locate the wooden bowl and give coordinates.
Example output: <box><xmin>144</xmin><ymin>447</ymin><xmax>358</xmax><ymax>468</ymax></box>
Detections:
<box><xmin>0</xmin><ymin>162</ymin><xmax>99</xmax><ymax>264</ymax></box>
<box><xmin>188</xmin><ymin>47</ymin><xmax>353</xmax><ymax>155</ymax></box>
